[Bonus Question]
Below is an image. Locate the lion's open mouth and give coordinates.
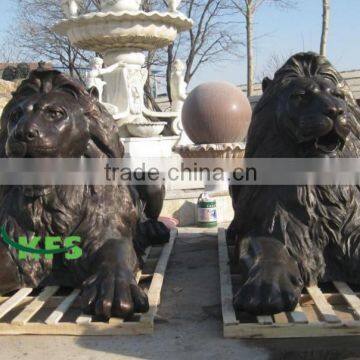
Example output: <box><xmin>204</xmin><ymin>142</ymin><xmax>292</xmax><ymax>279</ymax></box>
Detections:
<box><xmin>314</xmin><ymin>129</ymin><xmax>344</xmax><ymax>154</ymax></box>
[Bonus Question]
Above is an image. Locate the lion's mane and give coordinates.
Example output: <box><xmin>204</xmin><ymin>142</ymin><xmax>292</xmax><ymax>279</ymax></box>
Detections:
<box><xmin>0</xmin><ymin>69</ymin><xmax>124</xmax><ymax>159</ymax></box>
<box><xmin>230</xmin><ymin>52</ymin><xmax>360</xmax><ymax>284</ymax></box>
<box><xmin>245</xmin><ymin>52</ymin><xmax>360</xmax><ymax>158</ymax></box>
<box><xmin>0</xmin><ymin>70</ymin><xmax>138</xmax><ymax>287</ymax></box>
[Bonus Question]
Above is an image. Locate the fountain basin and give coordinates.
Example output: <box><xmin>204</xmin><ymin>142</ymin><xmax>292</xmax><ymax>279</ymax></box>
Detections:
<box><xmin>53</xmin><ymin>11</ymin><xmax>193</xmax><ymax>52</ymax></box>
<box><xmin>127</xmin><ymin>121</ymin><xmax>167</xmax><ymax>137</ymax></box>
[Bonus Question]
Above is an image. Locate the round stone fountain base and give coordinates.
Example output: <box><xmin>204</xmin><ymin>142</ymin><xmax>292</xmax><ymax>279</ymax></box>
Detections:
<box><xmin>174</xmin><ymin>142</ymin><xmax>246</xmax><ymax>192</ymax></box>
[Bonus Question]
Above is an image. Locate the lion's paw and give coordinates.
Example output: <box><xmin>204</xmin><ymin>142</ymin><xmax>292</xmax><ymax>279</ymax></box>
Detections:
<box><xmin>234</xmin><ymin>261</ymin><xmax>303</xmax><ymax>315</ymax></box>
<box><xmin>80</xmin><ymin>267</ymin><xmax>148</xmax><ymax>319</ymax></box>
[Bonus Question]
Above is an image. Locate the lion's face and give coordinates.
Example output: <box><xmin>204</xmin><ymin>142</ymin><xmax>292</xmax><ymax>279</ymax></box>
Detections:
<box><xmin>5</xmin><ymin>88</ymin><xmax>90</xmax><ymax>158</ymax></box>
<box><xmin>277</xmin><ymin>76</ymin><xmax>351</xmax><ymax>157</ymax></box>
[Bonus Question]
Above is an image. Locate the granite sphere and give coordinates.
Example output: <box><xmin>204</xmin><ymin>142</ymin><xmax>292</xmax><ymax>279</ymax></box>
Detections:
<box><xmin>182</xmin><ymin>82</ymin><xmax>252</xmax><ymax>144</ymax></box>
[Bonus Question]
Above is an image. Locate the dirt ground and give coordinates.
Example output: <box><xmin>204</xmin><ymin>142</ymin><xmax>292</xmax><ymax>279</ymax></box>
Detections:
<box><xmin>0</xmin><ymin>227</ymin><xmax>360</xmax><ymax>360</ymax></box>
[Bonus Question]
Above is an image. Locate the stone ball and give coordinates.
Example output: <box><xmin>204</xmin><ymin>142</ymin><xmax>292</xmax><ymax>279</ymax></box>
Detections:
<box><xmin>182</xmin><ymin>82</ymin><xmax>252</xmax><ymax>144</ymax></box>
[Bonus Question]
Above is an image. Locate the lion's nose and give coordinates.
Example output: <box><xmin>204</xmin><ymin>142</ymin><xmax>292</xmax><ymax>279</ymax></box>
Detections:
<box><xmin>15</xmin><ymin>124</ymin><xmax>40</xmax><ymax>142</ymax></box>
<box><xmin>325</xmin><ymin>105</ymin><xmax>344</xmax><ymax>119</ymax></box>
<box><xmin>24</xmin><ymin>128</ymin><xmax>39</xmax><ymax>141</ymax></box>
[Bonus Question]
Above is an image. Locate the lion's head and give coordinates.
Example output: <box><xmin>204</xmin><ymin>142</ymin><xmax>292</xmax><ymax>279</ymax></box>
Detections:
<box><xmin>246</xmin><ymin>52</ymin><xmax>360</xmax><ymax>158</ymax></box>
<box><xmin>0</xmin><ymin>69</ymin><xmax>123</xmax><ymax>159</ymax></box>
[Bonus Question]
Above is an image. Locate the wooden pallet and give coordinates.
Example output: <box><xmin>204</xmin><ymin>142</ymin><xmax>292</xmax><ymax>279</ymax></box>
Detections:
<box><xmin>218</xmin><ymin>228</ymin><xmax>360</xmax><ymax>339</ymax></box>
<box><xmin>0</xmin><ymin>228</ymin><xmax>176</xmax><ymax>336</ymax></box>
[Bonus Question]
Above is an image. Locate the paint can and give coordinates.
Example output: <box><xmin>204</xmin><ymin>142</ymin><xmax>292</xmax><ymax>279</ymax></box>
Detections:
<box><xmin>197</xmin><ymin>192</ymin><xmax>217</xmax><ymax>228</ymax></box>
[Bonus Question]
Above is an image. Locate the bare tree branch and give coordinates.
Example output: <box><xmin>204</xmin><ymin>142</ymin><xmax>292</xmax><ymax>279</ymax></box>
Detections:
<box><xmin>8</xmin><ymin>0</ymin><xmax>98</xmax><ymax>81</ymax></box>
<box><xmin>233</xmin><ymin>0</ymin><xmax>296</xmax><ymax>96</ymax></box>
<box><xmin>320</xmin><ymin>0</ymin><xmax>330</xmax><ymax>56</ymax></box>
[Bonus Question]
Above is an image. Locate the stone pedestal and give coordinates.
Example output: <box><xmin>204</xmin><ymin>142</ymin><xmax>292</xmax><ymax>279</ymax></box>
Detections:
<box><xmin>122</xmin><ymin>135</ymin><xmax>179</xmax><ymax>157</ymax></box>
<box><xmin>121</xmin><ymin>136</ymin><xmax>204</xmax><ymax>191</ymax></box>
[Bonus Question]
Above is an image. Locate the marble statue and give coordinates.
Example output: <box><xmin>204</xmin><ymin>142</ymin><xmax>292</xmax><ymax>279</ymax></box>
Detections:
<box><xmin>61</xmin><ymin>0</ymin><xmax>80</xmax><ymax>18</ymax></box>
<box><xmin>169</xmin><ymin>0</ymin><xmax>182</xmax><ymax>13</ymax></box>
<box><xmin>85</xmin><ymin>57</ymin><xmax>122</xmax><ymax>103</ymax></box>
<box><xmin>170</xmin><ymin>59</ymin><xmax>187</xmax><ymax>112</ymax></box>
<box><xmin>169</xmin><ymin>59</ymin><xmax>187</xmax><ymax>134</ymax></box>
<box><xmin>100</xmin><ymin>0</ymin><xmax>142</xmax><ymax>12</ymax></box>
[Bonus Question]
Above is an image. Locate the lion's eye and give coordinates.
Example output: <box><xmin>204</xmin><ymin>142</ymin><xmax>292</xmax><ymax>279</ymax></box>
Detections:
<box><xmin>332</xmin><ymin>90</ymin><xmax>345</xmax><ymax>100</ymax></box>
<box><xmin>291</xmin><ymin>91</ymin><xmax>306</xmax><ymax>101</ymax></box>
<box><xmin>10</xmin><ymin>108</ymin><xmax>23</xmax><ymax>123</ymax></box>
<box><xmin>46</xmin><ymin>108</ymin><xmax>65</xmax><ymax>121</ymax></box>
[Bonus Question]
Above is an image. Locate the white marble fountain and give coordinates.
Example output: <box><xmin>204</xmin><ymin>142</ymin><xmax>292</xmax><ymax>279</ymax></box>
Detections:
<box><xmin>55</xmin><ymin>0</ymin><xmax>193</xmax><ymax>138</ymax></box>
<box><xmin>55</xmin><ymin>1</ymin><xmax>234</xmax><ymax>224</ymax></box>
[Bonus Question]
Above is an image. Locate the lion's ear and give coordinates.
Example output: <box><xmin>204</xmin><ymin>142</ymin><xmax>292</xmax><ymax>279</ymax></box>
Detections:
<box><xmin>0</xmin><ymin>128</ymin><xmax>8</xmax><ymax>158</ymax></box>
<box><xmin>0</xmin><ymin>100</ymin><xmax>14</xmax><ymax>157</ymax></box>
<box><xmin>262</xmin><ymin>77</ymin><xmax>273</xmax><ymax>92</ymax></box>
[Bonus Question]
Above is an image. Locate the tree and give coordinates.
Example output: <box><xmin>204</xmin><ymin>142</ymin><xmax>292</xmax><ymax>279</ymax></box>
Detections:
<box><xmin>320</xmin><ymin>0</ymin><xmax>330</xmax><ymax>56</ymax></box>
<box><xmin>137</xmin><ymin>0</ymin><xmax>243</xmax><ymax>107</ymax></box>
<box><xmin>259</xmin><ymin>52</ymin><xmax>289</xmax><ymax>80</ymax></box>
<box><xmin>232</xmin><ymin>0</ymin><xmax>295</xmax><ymax>97</ymax></box>
<box><xmin>0</xmin><ymin>38</ymin><xmax>24</xmax><ymax>63</ymax></box>
<box><xmin>166</xmin><ymin>0</ymin><xmax>243</xmax><ymax>102</ymax></box>
<box><xmin>8</xmin><ymin>0</ymin><xmax>99</xmax><ymax>80</ymax></box>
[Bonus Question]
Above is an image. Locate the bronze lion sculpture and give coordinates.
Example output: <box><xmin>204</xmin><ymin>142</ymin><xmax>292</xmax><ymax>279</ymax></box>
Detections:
<box><xmin>0</xmin><ymin>69</ymin><xmax>169</xmax><ymax>319</ymax></box>
<box><xmin>228</xmin><ymin>52</ymin><xmax>360</xmax><ymax>315</ymax></box>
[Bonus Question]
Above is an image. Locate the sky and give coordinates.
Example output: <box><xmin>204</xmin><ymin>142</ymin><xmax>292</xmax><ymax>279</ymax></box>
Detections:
<box><xmin>0</xmin><ymin>0</ymin><xmax>359</xmax><ymax>89</ymax></box>
<box><xmin>192</xmin><ymin>0</ymin><xmax>360</xmax><ymax>88</ymax></box>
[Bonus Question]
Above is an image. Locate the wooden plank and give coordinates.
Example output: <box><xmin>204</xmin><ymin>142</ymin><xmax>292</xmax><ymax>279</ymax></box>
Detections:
<box><xmin>306</xmin><ymin>286</ymin><xmax>341</xmax><ymax>323</ymax></box>
<box><xmin>288</xmin><ymin>304</ymin><xmax>308</xmax><ymax>324</ymax></box>
<box><xmin>76</xmin><ymin>314</ymin><xmax>92</xmax><ymax>324</ymax></box>
<box><xmin>11</xmin><ymin>286</ymin><xmax>59</xmax><ymax>325</ymax></box>
<box><xmin>0</xmin><ymin>232</ymin><xmax>173</xmax><ymax>335</ymax></box>
<box><xmin>273</xmin><ymin>312</ymin><xmax>288</xmax><ymax>324</ymax></box>
<box><xmin>0</xmin><ymin>321</ymin><xmax>153</xmax><ymax>336</ymax></box>
<box><xmin>0</xmin><ymin>288</ymin><xmax>33</xmax><ymax>320</ymax></box>
<box><xmin>45</xmin><ymin>289</ymin><xmax>81</xmax><ymax>325</ymax></box>
<box><xmin>218</xmin><ymin>227</ymin><xmax>360</xmax><ymax>338</ymax></box>
<box><xmin>108</xmin><ymin>317</ymin><xmax>124</xmax><ymax>325</ymax></box>
<box><xmin>1</xmin><ymin>291</ymin><xmax>355</xmax><ymax>309</ymax></box>
<box><xmin>333</xmin><ymin>281</ymin><xmax>360</xmax><ymax>319</ymax></box>
<box><xmin>256</xmin><ymin>315</ymin><xmax>273</xmax><ymax>325</ymax></box>
<box><xmin>224</xmin><ymin>320</ymin><xmax>360</xmax><ymax>339</ymax></box>
<box><xmin>140</xmin><ymin>228</ymin><xmax>176</xmax><ymax>325</ymax></box>
<box><xmin>135</xmin><ymin>247</ymin><xmax>151</xmax><ymax>283</ymax></box>
<box><xmin>218</xmin><ymin>228</ymin><xmax>239</xmax><ymax>326</ymax></box>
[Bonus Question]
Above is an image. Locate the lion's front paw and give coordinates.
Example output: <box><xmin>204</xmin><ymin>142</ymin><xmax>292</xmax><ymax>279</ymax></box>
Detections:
<box><xmin>234</xmin><ymin>261</ymin><xmax>303</xmax><ymax>315</ymax></box>
<box><xmin>80</xmin><ymin>267</ymin><xmax>149</xmax><ymax>319</ymax></box>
